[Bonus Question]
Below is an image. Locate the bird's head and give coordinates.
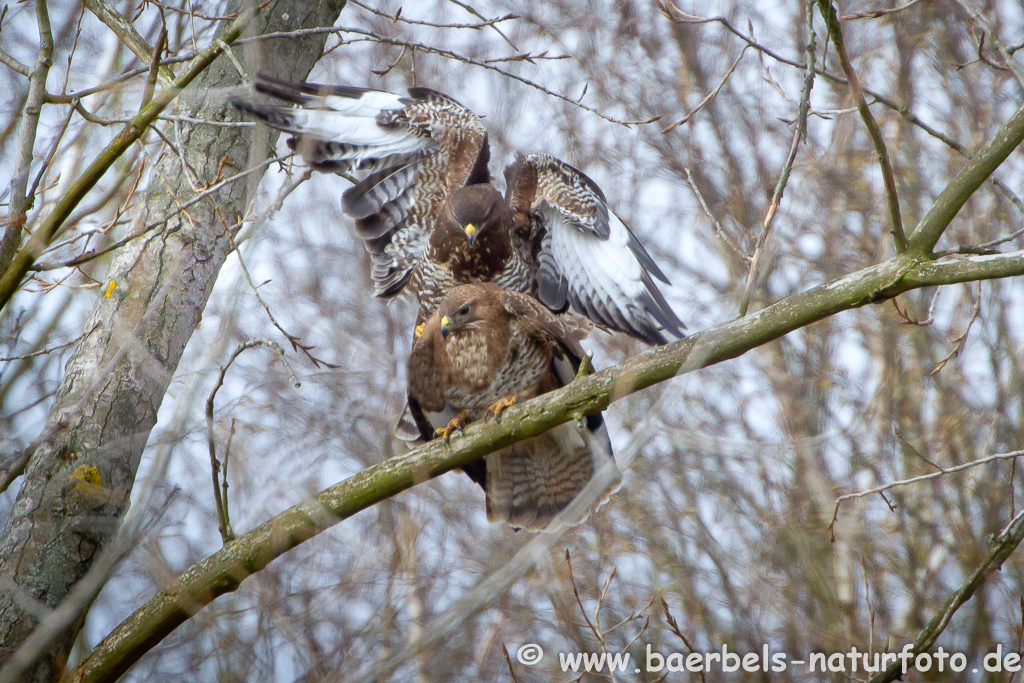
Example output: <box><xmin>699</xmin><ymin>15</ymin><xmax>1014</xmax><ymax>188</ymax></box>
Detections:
<box><xmin>437</xmin><ymin>283</ymin><xmax>502</xmax><ymax>339</ymax></box>
<box><xmin>444</xmin><ymin>184</ymin><xmax>508</xmax><ymax>247</ymax></box>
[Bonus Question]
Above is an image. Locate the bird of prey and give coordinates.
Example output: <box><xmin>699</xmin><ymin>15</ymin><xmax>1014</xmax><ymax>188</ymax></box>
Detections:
<box><xmin>232</xmin><ymin>76</ymin><xmax>684</xmax><ymax>343</ymax></box>
<box><xmin>407</xmin><ymin>282</ymin><xmax>621</xmax><ymax>531</ymax></box>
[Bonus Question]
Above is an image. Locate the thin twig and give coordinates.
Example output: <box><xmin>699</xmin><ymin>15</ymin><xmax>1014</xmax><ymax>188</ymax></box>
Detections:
<box><xmin>0</xmin><ymin>323</ymin><xmax>97</xmax><ymax>363</ymax></box>
<box><xmin>956</xmin><ymin>0</ymin><xmax>1024</xmax><ymax>90</ymax></box>
<box><xmin>501</xmin><ymin>644</ymin><xmax>520</xmax><ymax>683</ymax></box>
<box><xmin>234</xmin><ymin>25</ymin><xmax>660</xmax><ymax>127</ymax></box>
<box><xmin>841</xmin><ymin>0</ymin><xmax>923</xmax><ymax>20</ymax></box>
<box><xmin>228</xmin><ymin>230</ymin><xmax>339</xmax><ymax>369</ymax></box>
<box><xmin>738</xmin><ymin>0</ymin><xmax>816</xmax><ymax>316</ymax></box>
<box><xmin>444</xmin><ymin>0</ymin><xmax>520</xmax><ymax>51</ymax></box>
<box><xmin>975</xmin><ymin>224</ymin><xmax>1024</xmax><ymax>250</ymax></box>
<box><xmin>930</xmin><ymin>283</ymin><xmax>982</xmax><ymax>375</ymax></box>
<box><xmin>661</xmin><ymin>599</ymin><xmax>706</xmax><ymax>683</ymax></box>
<box><xmin>349</xmin><ymin>0</ymin><xmax>517</xmax><ymax>31</ymax></box>
<box><xmin>206</xmin><ymin>338</ymin><xmax>298</xmax><ymax>544</ymax></box>
<box><xmin>661</xmin><ymin>48</ymin><xmax>747</xmax><ymax>133</ymax></box>
<box><xmin>682</xmin><ymin>168</ymin><xmax>748</xmax><ymax>261</ymax></box>
<box><xmin>0</xmin><ymin>6</ymin><xmax>31</xmax><ymax>77</ymax></box>
<box><xmin>140</xmin><ymin>27</ymin><xmax>168</xmax><ymax>108</ymax></box>
<box><xmin>893</xmin><ymin>426</ymin><xmax>945</xmax><ymax>472</ymax></box>
<box><xmin>817</xmin><ymin>0</ymin><xmax>907</xmax><ymax>253</ymax></box>
<box><xmin>25</xmin><ymin>100</ymin><xmax>78</xmax><ymax>210</ymax></box>
<box><xmin>827</xmin><ymin>447</ymin><xmax>1024</xmax><ymax>541</ymax></box>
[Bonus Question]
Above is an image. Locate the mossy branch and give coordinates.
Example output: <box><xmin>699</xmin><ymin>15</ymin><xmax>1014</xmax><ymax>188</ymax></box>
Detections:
<box><xmin>61</xmin><ymin>246</ymin><xmax>1024</xmax><ymax>683</ymax></box>
<box><xmin>61</xmin><ymin>42</ymin><xmax>1024</xmax><ymax>683</ymax></box>
<box><xmin>0</xmin><ymin>6</ymin><xmax>258</xmax><ymax>313</ymax></box>
<box><xmin>866</xmin><ymin>508</ymin><xmax>1024</xmax><ymax>683</ymax></box>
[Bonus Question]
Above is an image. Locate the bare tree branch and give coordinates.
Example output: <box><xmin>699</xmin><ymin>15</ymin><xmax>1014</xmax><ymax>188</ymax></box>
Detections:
<box><xmin>817</xmin><ymin>0</ymin><xmax>907</xmax><ymax>253</ymax></box>
<box><xmin>0</xmin><ymin>0</ymin><xmax>349</xmax><ymax>677</ymax></box>
<box><xmin>61</xmin><ymin>244</ymin><xmax>1024</xmax><ymax>682</ymax></box>
<box><xmin>866</xmin><ymin>508</ymin><xmax>1024</xmax><ymax>683</ymax></box>
<box><xmin>0</xmin><ymin>5</ymin><xmax>259</xmax><ymax>312</ymax></box>
<box><xmin>0</xmin><ymin>0</ymin><xmax>55</xmax><ymax>275</ymax></box>
<box><xmin>83</xmin><ymin>0</ymin><xmax>175</xmax><ymax>86</ymax></box>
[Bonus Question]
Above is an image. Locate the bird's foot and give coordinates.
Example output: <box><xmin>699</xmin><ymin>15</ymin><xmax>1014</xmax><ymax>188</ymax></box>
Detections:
<box><xmin>484</xmin><ymin>395</ymin><xmax>517</xmax><ymax>423</ymax></box>
<box><xmin>435</xmin><ymin>411</ymin><xmax>469</xmax><ymax>444</ymax></box>
<box><xmin>414</xmin><ymin>322</ymin><xmax>425</xmax><ymax>339</ymax></box>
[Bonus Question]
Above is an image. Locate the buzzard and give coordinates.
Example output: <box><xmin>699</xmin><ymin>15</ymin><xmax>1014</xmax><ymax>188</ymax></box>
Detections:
<box><xmin>407</xmin><ymin>283</ymin><xmax>621</xmax><ymax>531</ymax></box>
<box><xmin>232</xmin><ymin>76</ymin><xmax>684</xmax><ymax>343</ymax></box>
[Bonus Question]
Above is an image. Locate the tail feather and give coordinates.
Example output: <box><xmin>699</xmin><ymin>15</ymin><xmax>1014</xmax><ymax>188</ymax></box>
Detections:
<box><xmin>485</xmin><ymin>418</ymin><xmax>620</xmax><ymax>532</ymax></box>
<box><xmin>232</xmin><ymin>77</ymin><xmax>432</xmax><ymax>176</ymax></box>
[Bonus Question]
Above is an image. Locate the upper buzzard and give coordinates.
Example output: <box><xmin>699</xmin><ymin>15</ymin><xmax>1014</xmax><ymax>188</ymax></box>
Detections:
<box><xmin>232</xmin><ymin>76</ymin><xmax>684</xmax><ymax>344</ymax></box>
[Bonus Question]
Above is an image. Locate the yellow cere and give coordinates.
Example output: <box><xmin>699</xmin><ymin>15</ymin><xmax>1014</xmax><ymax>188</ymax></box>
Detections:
<box><xmin>463</xmin><ymin>223</ymin><xmax>477</xmax><ymax>237</ymax></box>
<box><xmin>104</xmin><ymin>281</ymin><xmax>117</xmax><ymax>298</ymax></box>
<box><xmin>441</xmin><ymin>316</ymin><xmax>451</xmax><ymax>327</ymax></box>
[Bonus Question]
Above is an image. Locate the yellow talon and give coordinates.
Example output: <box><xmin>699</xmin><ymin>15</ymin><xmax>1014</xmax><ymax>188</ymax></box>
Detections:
<box><xmin>104</xmin><ymin>281</ymin><xmax>116</xmax><ymax>298</ymax></box>
<box><xmin>435</xmin><ymin>411</ymin><xmax>469</xmax><ymax>444</ymax></box>
<box><xmin>415</xmin><ymin>323</ymin><xmax>425</xmax><ymax>339</ymax></box>
<box><xmin>484</xmin><ymin>395</ymin><xmax>517</xmax><ymax>423</ymax></box>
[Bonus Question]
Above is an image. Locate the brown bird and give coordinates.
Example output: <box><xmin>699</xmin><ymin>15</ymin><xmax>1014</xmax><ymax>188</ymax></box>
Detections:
<box><xmin>406</xmin><ymin>283</ymin><xmax>621</xmax><ymax>531</ymax></box>
<box><xmin>233</xmin><ymin>77</ymin><xmax>684</xmax><ymax>342</ymax></box>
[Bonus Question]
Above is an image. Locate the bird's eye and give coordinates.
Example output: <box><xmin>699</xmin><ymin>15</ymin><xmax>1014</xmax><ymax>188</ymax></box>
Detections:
<box><xmin>458</xmin><ymin>305</ymin><xmax>470</xmax><ymax>316</ymax></box>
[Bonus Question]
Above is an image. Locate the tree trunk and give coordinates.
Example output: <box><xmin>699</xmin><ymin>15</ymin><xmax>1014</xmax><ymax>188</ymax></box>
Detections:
<box><xmin>0</xmin><ymin>0</ymin><xmax>346</xmax><ymax>677</ymax></box>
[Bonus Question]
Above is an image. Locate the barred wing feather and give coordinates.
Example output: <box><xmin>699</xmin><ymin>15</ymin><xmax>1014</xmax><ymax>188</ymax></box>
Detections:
<box><xmin>507</xmin><ymin>154</ymin><xmax>684</xmax><ymax>345</ymax></box>
<box><xmin>232</xmin><ymin>76</ymin><xmax>489</xmax><ymax>299</ymax></box>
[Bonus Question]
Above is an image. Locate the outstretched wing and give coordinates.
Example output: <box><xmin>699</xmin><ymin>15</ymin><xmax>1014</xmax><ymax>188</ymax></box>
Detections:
<box><xmin>504</xmin><ymin>153</ymin><xmax>684</xmax><ymax>345</ymax></box>
<box><xmin>232</xmin><ymin>76</ymin><xmax>490</xmax><ymax>298</ymax></box>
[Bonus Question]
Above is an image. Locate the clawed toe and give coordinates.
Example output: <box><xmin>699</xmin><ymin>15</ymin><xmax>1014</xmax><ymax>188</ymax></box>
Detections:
<box><xmin>435</xmin><ymin>411</ymin><xmax>469</xmax><ymax>444</ymax></box>
<box><xmin>484</xmin><ymin>395</ymin><xmax>517</xmax><ymax>423</ymax></box>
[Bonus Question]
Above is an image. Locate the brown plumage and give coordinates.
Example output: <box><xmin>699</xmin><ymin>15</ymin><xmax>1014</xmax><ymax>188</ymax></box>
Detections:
<box><xmin>233</xmin><ymin>78</ymin><xmax>683</xmax><ymax>343</ymax></box>
<box><xmin>407</xmin><ymin>283</ymin><xmax>621</xmax><ymax>531</ymax></box>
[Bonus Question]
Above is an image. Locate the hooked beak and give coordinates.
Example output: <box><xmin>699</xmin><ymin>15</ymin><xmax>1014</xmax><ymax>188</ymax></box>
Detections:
<box><xmin>440</xmin><ymin>316</ymin><xmax>451</xmax><ymax>339</ymax></box>
<box><xmin>463</xmin><ymin>223</ymin><xmax>477</xmax><ymax>246</ymax></box>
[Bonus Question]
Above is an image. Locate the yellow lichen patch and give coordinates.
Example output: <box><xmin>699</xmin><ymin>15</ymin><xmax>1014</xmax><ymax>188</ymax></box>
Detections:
<box><xmin>415</xmin><ymin>323</ymin><xmax>425</xmax><ymax>339</ymax></box>
<box><xmin>71</xmin><ymin>465</ymin><xmax>102</xmax><ymax>488</ymax></box>
<box><xmin>104</xmin><ymin>281</ymin><xmax>117</xmax><ymax>298</ymax></box>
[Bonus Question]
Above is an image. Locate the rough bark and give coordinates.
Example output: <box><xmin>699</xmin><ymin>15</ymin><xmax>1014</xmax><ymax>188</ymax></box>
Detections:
<box><xmin>0</xmin><ymin>0</ymin><xmax>346</xmax><ymax>678</ymax></box>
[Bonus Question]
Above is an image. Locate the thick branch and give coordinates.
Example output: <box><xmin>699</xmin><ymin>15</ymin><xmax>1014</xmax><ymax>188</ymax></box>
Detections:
<box><xmin>908</xmin><ymin>101</ymin><xmax>1024</xmax><ymax>255</ymax></box>
<box><xmin>62</xmin><ymin>249</ymin><xmax>1024</xmax><ymax>683</ymax></box>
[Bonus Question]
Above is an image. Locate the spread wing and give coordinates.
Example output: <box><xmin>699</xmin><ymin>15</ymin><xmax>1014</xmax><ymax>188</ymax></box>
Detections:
<box><xmin>505</xmin><ymin>153</ymin><xmax>684</xmax><ymax>345</ymax></box>
<box><xmin>232</xmin><ymin>76</ymin><xmax>490</xmax><ymax>298</ymax></box>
